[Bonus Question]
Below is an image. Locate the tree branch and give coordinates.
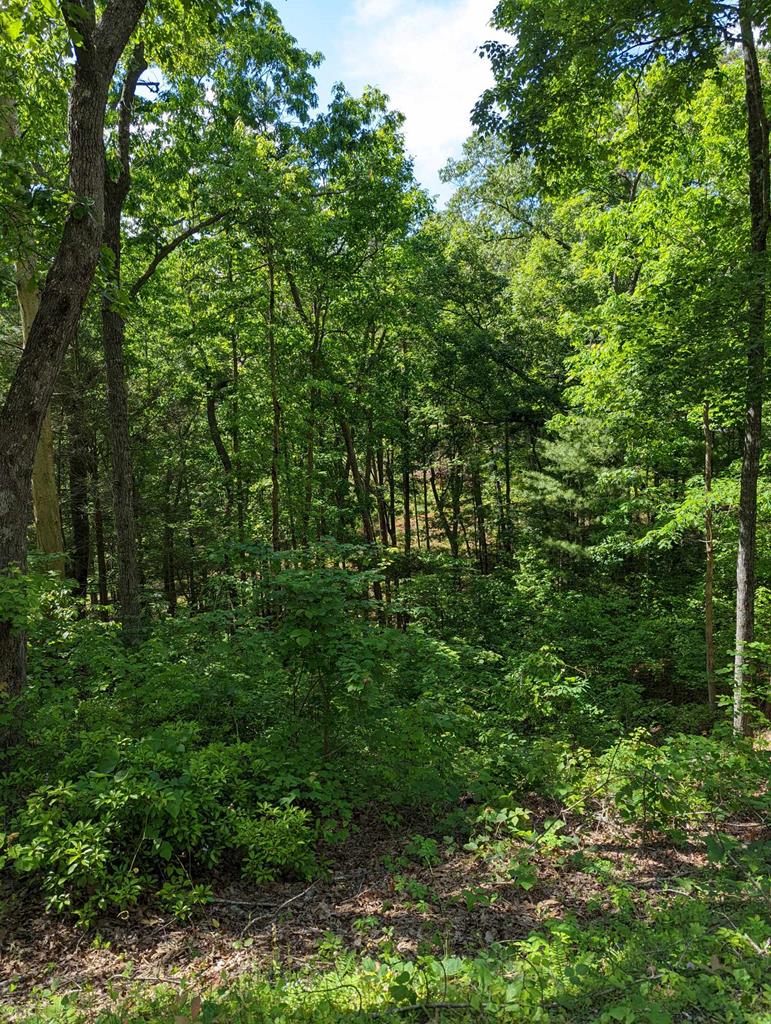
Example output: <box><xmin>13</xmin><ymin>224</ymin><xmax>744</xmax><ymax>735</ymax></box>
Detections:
<box><xmin>129</xmin><ymin>213</ymin><xmax>227</xmax><ymax>298</ymax></box>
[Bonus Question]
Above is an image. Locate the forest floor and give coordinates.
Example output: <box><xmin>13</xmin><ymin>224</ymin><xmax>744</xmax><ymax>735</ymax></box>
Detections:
<box><xmin>4</xmin><ymin>799</ymin><xmax>760</xmax><ymax>1020</ymax></box>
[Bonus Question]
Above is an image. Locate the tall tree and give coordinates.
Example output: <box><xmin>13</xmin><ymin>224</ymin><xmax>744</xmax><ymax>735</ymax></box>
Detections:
<box><xmin>475</xmin><ymin>0</ymin><xmax>770</xmax><ymax>733</ymax></box>
<box><xmin>0</xmin><ymin>0</ymin><xmax>149</xmax><ymax>700</ymax></box>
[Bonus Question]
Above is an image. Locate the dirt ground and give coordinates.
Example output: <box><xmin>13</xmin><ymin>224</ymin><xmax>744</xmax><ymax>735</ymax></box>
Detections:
<box><xmin>1</xmin><ymin>802</ymin><xmax>737</xmax><ymax>1015</ymax></box>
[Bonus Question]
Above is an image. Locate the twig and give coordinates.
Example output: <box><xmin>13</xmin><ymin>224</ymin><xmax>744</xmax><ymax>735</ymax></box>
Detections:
<box><xmin>372</xmin><ymin>1002</ymin><xmax>473</xmax><ymax>1018</ymax></box>
<box><xmin>240</xmin><ymin>882</ymin><xmax>317</xmax><ymax>936</ymax></box>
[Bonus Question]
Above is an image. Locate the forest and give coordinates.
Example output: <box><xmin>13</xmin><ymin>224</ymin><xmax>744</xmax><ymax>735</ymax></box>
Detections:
<box><xmin>0</xmin><ymin>1</ymin><xmax>769</xmax><ymax>1021</ymax></box>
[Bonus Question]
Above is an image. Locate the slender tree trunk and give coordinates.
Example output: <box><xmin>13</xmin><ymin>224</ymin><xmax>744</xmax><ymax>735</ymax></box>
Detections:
<box><xmin>503</xmin><ymin>421</ymin><xmax>512</xmax><ymax>556</ymax></box>
<box><xmin>187</xmin><ymin>531</ymin><xmax>198</xmax><ymax>610</ymax></box>
<box><xmin>301</xmin><ymin>317</ymin><xmax>322</xmax><ymax>545</ymax></box>
<box><xmin>423</xmin><ymin>469</ymin><xmax>431</xmax><ymax>551</ymax></box>
<box><xmin>471</xmin><ymin>464</ymin><xmax>489</xmax><ymax>573</ymax></box>
<box><xmin>0</xmin><ymin>2</ymin><xmax>148</xmax><ymax>700</ymax></box>
<box><xmin>268</xmin><ymin>259</ymin><xmax>281</xmax><ymax>551</ymax></box>
<box><xmin>101</xmin><ymin>47</ymin><xmax>146</xmax><ymax>643</ymax></box>
<box><xmin>703</xmin><ymin>403</ymin><xmax>716</xmax><ymax>712</ymax></box>
<box><xmin>227</xmin><ymin>253</ymin><xmax>246</xmax><ymax>546</ymax></box>
<box><xmin>207</xmin><ymin>382</ymin><xmax>234</xmax><ymax>515</ymax></box>
<box><xmin>734</xmin><ymin>9</ymin><xmax>769</xmax><ymax>735</ymax></box>
<box><xmin>386</xmin><ymin>448</ymin><xmax>397</xmax><ymax>544</ymax></box>
<box><xmin>93</xmin><ymin>458</ymin><xmax>110</xmax><ymax>620</ymax></box>
<box><xmin>340</xmin><ymin>419</ymin><xmax>376</xmax><ymax>543</ymax></box>
<box><xmin>280</xmin><ymin>410</ymin><xmax>297</xmax><ymax>549</ymax></box>
<box><xmin>430</xmin><ymin>466</ymin><xmax>460</xmax><ymax>557</ymax></box>
<box><xmin>67</xmin><ymin>375</ymin><xmax>91</xmax><ymax>602</ymax></box>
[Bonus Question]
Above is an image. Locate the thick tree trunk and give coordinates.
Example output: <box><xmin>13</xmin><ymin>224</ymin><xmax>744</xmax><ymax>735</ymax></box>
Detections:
<box><xmin>0</xmin><ymin>1</ymin><xmax>148</xmax><ymax>700</ymax></box>
<box><xmin>18</xmin><ymin>282</ymin><xmax>66</xmax><ymax>575</ymax></box>
<box><xmin>1</xmin><ymin>98</ymin><xmax>66</xmax><ymax>576</ymax></box>
<box><xmin>734</xmin><ymin>10</ymin><xmax>769</xmax><ymax>735</ymax></box>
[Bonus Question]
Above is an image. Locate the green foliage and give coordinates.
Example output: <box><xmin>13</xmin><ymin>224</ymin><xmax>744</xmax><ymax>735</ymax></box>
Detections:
<box><xmin>4</xmin><ymin>732</ymin><xmax>315</xmax><ymax>923</ymax></box>
<box><xmin>586</xmin><ymin>730</ymin><xmax>770</xmax><ymax>841</ymax></box>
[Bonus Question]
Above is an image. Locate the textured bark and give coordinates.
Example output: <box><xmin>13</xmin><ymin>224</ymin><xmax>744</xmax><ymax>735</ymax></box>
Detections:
<box><xmin>734</xmin><ymin>8</ymin><xmax>769</xmax><ymax>735</ymax></box>
<box><xmin>101</xmin><ymin>46</ymin><xmax>146</xmax><ymax>644</ymax></box>
<box><xmin>17</xmin><ymin>272</ymin><xmax>66</xmax><ymax>576</ymax></box>
<box><xmin>1</xmin><ymin>98</ymin><xmax>66</xmax><ymax>575</ymax></box>
<box><xmin>0</xmin><ymin>0</ymin><xmax>149</xmax><ymax>700</ymax></box>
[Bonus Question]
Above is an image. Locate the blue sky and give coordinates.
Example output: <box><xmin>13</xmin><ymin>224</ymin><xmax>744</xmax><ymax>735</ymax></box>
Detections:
<box><xmin>274</xmin><ymin>0</ymin><xmax>505</xmax><ymax>204</ymax></box>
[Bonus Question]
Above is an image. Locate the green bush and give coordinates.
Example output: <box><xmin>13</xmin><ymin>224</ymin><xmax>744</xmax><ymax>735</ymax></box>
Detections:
<box><xmin>3</xmin><ymin>733</ymin><xmax>316</xmax><ymax>924</ymax></box>
<box><xmin>587</xmin><ymin>730</ymin><xmax>770</xmax><ymax>840</ymax></box>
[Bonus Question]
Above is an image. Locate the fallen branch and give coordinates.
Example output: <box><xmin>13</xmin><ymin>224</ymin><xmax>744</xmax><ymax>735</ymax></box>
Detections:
<box><xmin>240</xmin><ymin>881</ymin><xmax>317</xmax><ymax>936</ymax></box>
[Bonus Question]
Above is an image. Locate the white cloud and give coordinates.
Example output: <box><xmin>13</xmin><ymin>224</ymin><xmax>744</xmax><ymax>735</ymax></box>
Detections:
<box><xmin>338</xmin><ymin>0</ymin><xmax>506</xmax><ymax>202</ymax></box>
<box><xmin>352</xmin><ymin>0</ymin><xmax>402</xmax><ymax>23</ymax></box>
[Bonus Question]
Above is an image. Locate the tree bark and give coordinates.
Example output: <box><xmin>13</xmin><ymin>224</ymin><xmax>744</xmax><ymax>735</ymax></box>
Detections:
<box><xmin>92</xmin><ymin>452</ymin><xmax>110</xmax><ymax>620</ymax></box>
<box><xmin>268</xmin><ymin>259</ymin><xmax>281</xmax><ymax>551</ymax></box>
<box><xmin>734</xmin><ymin>8</ymin><xmax>769</xmax><ymax>735</ymax></box>
<box><xmin>101</xmin><ymin>45</ymin><xmax>146</xmax><ymax>644</ymax></box>
<box><xmin>1</xmin><ymin>97</ymin><xmax>66</xmax><ymax>575</ymax></box>
<box><xmin>17</xmin><ymin>270</ymin><xmax>66</xmax><ymax>576</ymax></box>
<box><xmin>703</xmin><ymin>403</ymin><xmax>716</xmax><ymax>712</ymax></box>
<box><xmin>67</xmin><ymin>375</ymin><xmax>92</xmax><ymax>602</ymax></box>
<box><xmin>340</xmin><ymin>419</ymin><xmax>376</xmax><ymax>543</ymax></box>
<box><xmin>471</xmin><ymin>463</ymin><xmax>489</xmax><ymax>573</ymax></box>
<box><xmin>0</xmin><ymin>0</ymin><xmax>149</xmax><ymax>700</ymax></box>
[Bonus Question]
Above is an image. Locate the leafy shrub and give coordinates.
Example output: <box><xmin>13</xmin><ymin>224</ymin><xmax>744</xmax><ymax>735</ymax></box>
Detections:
<box><xmin>234</xmin><ymin>803</ymin><xmax>315</xmax><ymax>883</ymax></box>
<box><xmin>3</xmin><ymin>734</ymin><xmax>316</xmax><ymax>923</ymax></box>
<box><xmin>587</xmin><ymin>730</ymin><xmax>770</xmax><ymax>841</ymax></box>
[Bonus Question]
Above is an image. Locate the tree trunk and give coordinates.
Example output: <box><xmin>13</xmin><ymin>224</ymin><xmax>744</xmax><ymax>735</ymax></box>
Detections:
<box><xmin>423</xmin><ymin>469</ymin><xmax>431</xmax><ymax>551</ymax></box>
<box><xmin>703</xmin><ymin>403</ymin><xmax>716</xmax><ymax>712</ymax></box>
<box><xmin>734</xmin><ymin>9</ymin><xmax>769</xmax><ymax>735</ymax></box>
<box><xmin>67</xmin><ymin>382</ymin><xmax>91</xmax><ymax>602</ymax></box>
<box><xmin>207</xmin><ymin>383</ymin><xmax>234</xmax><ymax>516</ymax></box>
<box><xmin>228</xmin><ymin>258</ymin><xmax>246</xmax><ymax>545</ymax></box>
<box><xmin>18</xmin><ymin>281</ymin><xmax>66</xmax><ymax>575</ymax></box>
<box><xmin>340</xmin><ymin>419</ymin><xmax>376</xmax><ymax>543</ymax></box>
<box><xmin>268</xmin><ymin>259</ymin><xmax>281</xmax><ymax>551</ymax></box>
<box><xmin>101</xmin><ymin>48</ymin><xmax>146</xmax><ymax>643</ymax></box>
<box><xmin>503</xmin><ymin>421</ymin><xmax>513</xmax><ymax>556</ymax></box>
<box><xmin>1</xmin><ymin>97</ymin><xmax>66</xmax><ymax>576</ymax></box>
<box><xmin>93</xmin><ymin>455</ymin><xmax>110</xmax><ymax>620</ymax></box>
<box><xmin>471</xmin><ymin>463</ymin><xmax>489</xmax><ymax>573</ymax></box>
<box><xmin>0</xmin><ymin>1</ymin><xmax>149</xmax><ymax>700</ymax></box>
